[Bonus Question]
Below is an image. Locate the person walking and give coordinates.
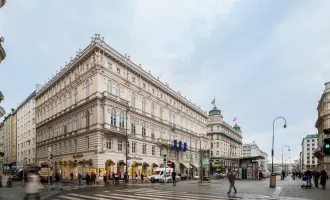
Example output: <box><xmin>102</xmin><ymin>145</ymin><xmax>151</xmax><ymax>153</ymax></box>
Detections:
<box><xmin>52</xmin><ymin>170</ymin><xmax>62</xmax><ymax>190</ymax></box>
<box><xmin>141</xmin><ymin>173</ymin><xmax>144</xmax><ymax>183</ymax></box>
<box><xmin>115</xmin><ymin>173</ymin><xmax>119</xmax><ymax>184</ymax></box>
<box><xmin>24</xmin><ymin>172</ymin><xmax>44</xmax><ymax>200</ymax></box>
<box><xmin>0</xmin><ymin>174</ymin><xmax>2</xmax><ymax>188</ymax></box>
<box><xmin>227</xmin><ymin>169</ymin><xmax>237</xmax><ymax>195</ymax></box>
<box><xmin>320</xmin><ymin>169</ymin><xmax>329</xmax><ymax>190</ymax></box>
<box><xmin>124</xmin><ymin>172</ymin><xmax>128</xmax><ymax>184</ymax></box>
<box><xmin>70</xmin><ymin>172</ymin><xmax>74</xmax><ymax>183</ymax></box>
<box><xmin>85</xmin><ymin>172</ymin><xmax>90</xmax><ymax>185</ymax></box>
<box><xmin>304</xmin><ymin>168</ymin><xmax>313</xmax><ymax>188</ymax></box>
<box><xmin>103</xmin><ymin>174</ymin><xmax>107</xmax><ymax>185</ymax></box>
<box><xmin>258</xmin><ymin>170</ymin><xmax>263</xmax><ymax>180</ymax></box>
<box><xmin>313</xmin><ymin>169</ymin><xmax>320</xmax><ymax>188</ymax></box>
<box><xmin>172</xmin><ymin>171</ymin><xmax>177</xmax><ymax>186</ymax></box>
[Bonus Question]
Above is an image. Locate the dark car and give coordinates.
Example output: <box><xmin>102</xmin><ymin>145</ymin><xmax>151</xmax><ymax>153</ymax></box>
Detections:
<box><xmin>179</xmin><ymin>173</ymin><xmax>188</xmax><ymax>180</ymax></box>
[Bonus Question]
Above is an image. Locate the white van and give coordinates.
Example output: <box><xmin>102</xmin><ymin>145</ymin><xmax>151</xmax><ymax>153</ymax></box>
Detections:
<box><xmin>150</xmin><ymin>168</ymin><xmax>173</xmax><ymax>183</ymax></box>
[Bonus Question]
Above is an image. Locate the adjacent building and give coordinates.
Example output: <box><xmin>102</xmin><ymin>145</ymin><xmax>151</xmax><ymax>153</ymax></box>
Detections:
<box><xmin>207</xmin><ymin>106</ymin><xmax>243</xmax><ymax>173</ymax></box>
<box><xmin>301</xmin><ymin>134</ymin><xmax>318</xmax><ymax>171</ymax></box>
<box><xmin>35</xmin><ymin>34</ymin><xmax>209</xmax><ymax>181</ymax></box>
<box><xmin>242</xmin><ymin>142</ymin><xmax>268</xmax><ymax>172</ymax></box>
<box><xmin>2</xmin><ymin>109</ymin><xmax>17</xmax><ymax>173</ymax></box>
<box><xmin>315</xmin><ymin>82</ymin><xmax>330</xmax><ymax>172</ymax></box>
<box><xmin>16</xmin><ymin>91</ymin><xmax>37</xmax><ymax>169</ymax></box>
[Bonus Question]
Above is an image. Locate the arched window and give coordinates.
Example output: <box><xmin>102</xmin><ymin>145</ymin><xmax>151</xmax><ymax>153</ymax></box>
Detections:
<box><xmin>111</xmin><ymin>108</ymin><xmax>116</xmax><ymax>126</ymax></box>
<box><xmin>107</xmin><ymin>80</ymin><xmax>112</xmax><ymax>94</ymax></box>
<box><xmin>119</xmin><ymin>111</ymin><xmax>125</xmax><ymax>128</ymax></box>
<box><xmin>86</xmin><ymin>110</ymin><xmax>90</xmax><ymax>127</ymax></box>
<box><xmin>142</xmin><ymin>98</ymin><xmax>146</xmax><ymax>112</ymax></box>
<box><xmin>151</xmin><ymin>102</ymin><xmax>155</xmax><ymax>116</ymax></box>
<box><xmin>142</xmin><ymin>122</ymin><xmax>146</xmax><ymax>136</ymax></box>
<box><xmin>68</xmin><ymin>92</ymin><xmax>72</xmax><ymax>107</ymax></box>
<box><xmin>85</xmin><ymin>80</ymin><xmax>89</xmax><ymax>97</ymax></box>
<box><xmin>74</xmin><ymin>88</ymin><xmax>78</xmax><ymax>104</ymax></box>
<box><xmin>151</xmin><ymin>126</ymin><xmax>155</xmax><ymax>139</ymax></box>
<box><xmin>131</xmin><ymin>117</ymin><xmax>136</xmax><ymax>134</ymax></box>
<box><xmin>160</xmin><ymin>106</ymin><xmax>163</xmax><ymax>119</ymax></box>
<box><xmin>116</xmin><ymin>84</ymin><xmax>120</xmax><ymax>97</ymax></box>
<box><xmin>131</xmin><ymin>92</ymin><xmax>136</xmax><ymax>107</ymax></box>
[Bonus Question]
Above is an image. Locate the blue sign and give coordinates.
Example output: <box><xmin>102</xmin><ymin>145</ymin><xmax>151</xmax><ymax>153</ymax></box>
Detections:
<box><xmin>183</xmin><ymin>143</ymin><xmax>187</xmax><ymax>152</ymax></box>
<box><xmin>178</xmin><ymin>141</ymin><xmax>182</xmax><ymax>151</ymax></box>
<box><xmin>173</xmin><ymin>140</ymin><xmax>177</xmax><ymax>150</ymax></box>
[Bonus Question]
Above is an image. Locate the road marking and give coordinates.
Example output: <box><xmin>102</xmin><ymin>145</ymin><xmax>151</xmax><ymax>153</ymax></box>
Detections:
<box><xmin>57</xmin><ymin>195</ymin><xmax>82</xmax><ymax>200</ymax></box>
<box><xmin>95</xmin><ymin>194</ymin><xmax>134</xmax><ymax>200</ymax></box>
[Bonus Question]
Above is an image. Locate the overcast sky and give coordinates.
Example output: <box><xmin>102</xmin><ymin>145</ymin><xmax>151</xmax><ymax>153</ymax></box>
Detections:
<box><xmin>1</xmin><ymin>0</ymin><xmax>329</xmax><ymax>163</ymax></box>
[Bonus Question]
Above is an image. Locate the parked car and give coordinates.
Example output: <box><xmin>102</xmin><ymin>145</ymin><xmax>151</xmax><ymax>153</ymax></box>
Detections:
<box><xmin>179</xmin><ymin>173</ymin><xmax>188</xmax><ymax>180</ymax></box>
<box><xmin>159</xmin><ymin>174</ymin><xmax>180</xmax><ymax>183</ymax></box>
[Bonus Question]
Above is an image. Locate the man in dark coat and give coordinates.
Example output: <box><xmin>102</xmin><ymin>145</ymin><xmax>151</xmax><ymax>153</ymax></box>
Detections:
<box><xmin>313</xmin><ymin>169</ymin><xmax>320</xmax><ymax>188</ymax></box>
<box><xmin>172</xmin><ymin>171</ymin><xmax>177</xmax><ymax>186</ymax></box>
<box><xmin>227</xmin><ymin>169</ymin><xmax>237</xmax><ymax>195</ymax></box>
<box><xmin>320</xmin><ymin>170</ymin><xmax>329</xmax><ymax>189</ymax></box>
<box><xmin>304</xmin><ymin>168</ymin><xmax>313</xmax><ymax>187</ymax></box>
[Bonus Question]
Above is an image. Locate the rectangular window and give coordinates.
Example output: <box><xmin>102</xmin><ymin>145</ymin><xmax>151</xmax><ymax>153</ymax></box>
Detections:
<box><xmin>143</xmin><ymin>144</ymin><xmax>147</xmax><ymax>154</ymax></box>
<box><xmin>216</xmin><ymin>151</ymin><xmax>219</xmax><ymax>156</ymax></box>
<box><xmin>117</xmin><ymin>68</ymin><xmax>120</xmax><ymax>74</ymax></box>
<box><xmin>86</xmin><ymin>136</ymin><xmax>89</xmax><ymax>149</ymax></box>
<box><xmin>74</xmin><ymin>139</ymin><xmax>77</xmax><ymax>152</ymax></box>
<box><xmin>152</xmin><ymin>145</ymin><xmax>155</xmax><ymax>155</ymax></box>
<box><xmin>132</xmin><ymin>142</ymin><xmax>136</xmax><ymax>153</ymax></box>
<box><xmin>216</xmin><ymin>142</ymin><xmax>219</xmax><ymax>148</ymax></box>
<box><xmin>132</xmin><ymin>77</ymin><xmax>135</xmax><ymax>83</ymax></box>
<box><xmin>106</xmin><ymin>137</ymin><xmax>112</xmax><ymax>149</ymax></box>
<box><xmin>118</xmin><ymin>140</ymin><xmax>123</xmax><ymax>151</ymax></box>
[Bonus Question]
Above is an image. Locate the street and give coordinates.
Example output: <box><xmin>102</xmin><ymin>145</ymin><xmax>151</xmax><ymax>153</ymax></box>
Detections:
<box><xmin>1</xmin><ymin>176</ymin><xmax>329</xmax><ymax>200</ymax></box>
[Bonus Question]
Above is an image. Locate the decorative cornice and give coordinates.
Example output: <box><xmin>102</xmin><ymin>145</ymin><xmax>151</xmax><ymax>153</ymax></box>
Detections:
<box><xmin>0</xmin><ymin>36</ymin><xmax>6</xmax><ymax>64</ymax></box>
<box><xmin>0</xmin><ymin>0</ymin><xmax>6</xmax><ymax>8</ymax></box>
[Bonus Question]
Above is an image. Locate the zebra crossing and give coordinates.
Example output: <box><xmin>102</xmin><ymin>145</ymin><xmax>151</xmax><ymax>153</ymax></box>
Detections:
<box><xmin>50</xmin><ymin>187</ymin><xmax>313</xmax><ymax>200</ymax></box>
<box><xmin>52</xmin><ymin>188</ymin><xmax>232</xmax><ymax>200</ymax></box>
<box><xmin>43</xmin><ymin>183</ymin><xmax>103</xmax><ymax>192</ymax></box>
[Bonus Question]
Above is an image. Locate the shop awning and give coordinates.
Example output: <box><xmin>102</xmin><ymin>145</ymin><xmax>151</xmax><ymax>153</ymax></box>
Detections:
<box><xmin>190</xmin><ymin>164</ymin><xmax>197</xmax><ymax>168</ymax></box>
<box><xmin>151</xmin><ymin>163</ymin><xmax>158</xmax><ymax>168</ymax></box>
<box><xmin>105</xmin><ymin>159</ymin><xmax>115</xmax><ymax>165</ymax></box>
<box><xmin>180</xmin><ymin>162</ymin><xmax>192</xmax><ymax>169</ymax></box>
<box><xmin>117</xmin><ymin>160</ymin><xmax>126</xmax><ymax>166</ymax></box>
<box><xmin>131</xmin><ymin>161</ymin><xmax>142</xmax><ymax>167</ymax></box>
<box><xmin>142</xmin><ymin>162</ymin><xmax>150</xmax><ymax>167</ymax></box>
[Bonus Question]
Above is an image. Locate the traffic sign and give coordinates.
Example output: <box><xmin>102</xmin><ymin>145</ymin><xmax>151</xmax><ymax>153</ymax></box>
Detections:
<box><xmin>167</xmin><ymin>160</ymin><xmax>172</xmax><ymax>167</ymax></box>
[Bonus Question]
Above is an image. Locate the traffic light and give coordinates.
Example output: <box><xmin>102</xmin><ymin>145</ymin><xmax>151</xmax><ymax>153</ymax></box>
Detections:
<box><xmin>163</xmin><ymin>154</ymin><xmax>166</xmax><ymax>164</ymax></box>
<box><xmin>323</xmin><ymin>138</ymin><xmax>330</xmax><ymax>155</ymax></box>
<box><xmin>323</xmin><ymin>128</ymin><xmax>330</xmax><ymax>135</ymax></box>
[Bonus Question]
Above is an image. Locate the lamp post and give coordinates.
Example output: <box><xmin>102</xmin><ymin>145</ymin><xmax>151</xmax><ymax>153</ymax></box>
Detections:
<box><xmin>125</xmin><ymin>103</ymin><xmax>129</xmax><ymax>183</ymax></box>
<box><xmin>282</xmin><ymin>145</ymin><xmax>290</xmax><ymax>176</ymax></box>
<box><xmin>270</xmin><ymin>116</ymin><xmax>287</xmax><ymax>188</ymax></box>
<box><xmin>22</xmin><ymin>157</ymin><xmax>27</xmax><ymax>187</ymax></box>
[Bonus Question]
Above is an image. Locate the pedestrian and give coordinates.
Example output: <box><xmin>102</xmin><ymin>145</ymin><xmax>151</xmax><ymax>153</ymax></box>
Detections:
<box><xmin>86</xmin><ymin>172</ymin><xmax>90</xmax><ymax>185</ymax></box>
<box><xmin>52</xmin><ymin>170</ymin><xmax>62</xmax><ymax>190</ymax></box>
<box><xmin>0</xmin><ymin>174</ymin><xmax>2</xmax><ymax>188</ymax></box>
<box><xmin>70</xmin><ymin>172</ymin><xmax>74</xmax><ymax>183</ymax></box>
<box><xmin>320</xmin><ymin>169</ymin><xmax>329</xmax><ymax>190</ymax></box>
<box><xmin>78</xmin><ymin>173</ymin><xmax>82</xmax><ymax>185</ymax></box>
<box><xmin>108</xmin><ymin>173</ymin><xmax>111</xmax><ymax>184</ymax></box>
<box><xmin>281</xmin><ymin>171</ymin><xmax>285</xmax><ymax>180</ymax></box>
<box><xmin>124</xmin><ymin>172</ymin><xmax>128</xmax><ymax>184</ymax></box>
<box><xmin>313</xmin><ymin>169</ymin><xmax>320</xmax><ymax>188</ymax></box>
<box><xmin>115</xmin><ymin>173</ymin><xmax>119</xmax><ymax>184</ymax></box>
<box><xmin>135</xmin><ymin>173</ymin><xmax>138</xmax><ymax>182</ymax></box>
<box><xmin>24</xmin><ymin>172</ymin><xmax>44</xmax><ymax>200</ymax></box>
<box><xmin>227</xmin><ymin>169</ymin><xmax>237</xmax><ymax>195</ymax></box>
<box><xmin>103</xmin><ymin>174</ymin><xmax>107</xmax><ymax>185</ymax></box>
<box><xmin>112</xmin><ymin>172</ymin><xmax>115</xmax><ymax>184</ymax></box>
<box><xmin>304</xmin><ymin>168</ymin><xmax>313</xmax><ymax>188</ymax></box>
<box><xmin>141</xmin><ymin>173</ymin><xmax>144</xmax><ymax>183</ymax></box>
<box><xmin>172</xmin><ymin>171</ymin><xmax>177</xmax><ymax>186</ymax></box>
<box><xmin>258</xmin><ymin>170</ymin><xmax>263</xmax><ymax>180</ymax></box>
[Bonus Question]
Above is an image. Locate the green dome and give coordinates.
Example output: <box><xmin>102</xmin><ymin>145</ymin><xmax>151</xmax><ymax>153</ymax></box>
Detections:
<box><xmin>209</xmin><ymin>106</ymin><xmax>221</xmax><ymax>116</ymax></box>
<box><xmin>233</xmin><ymin>123</ymin><xmax>241</xmax><ymax>131</ymax></box>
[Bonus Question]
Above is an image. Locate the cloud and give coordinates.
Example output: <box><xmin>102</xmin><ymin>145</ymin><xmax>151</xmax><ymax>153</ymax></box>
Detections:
<box><xmin>1</xmin><ymin>0</ymin><xmax>330</xmax><ymax>164</ymax></box>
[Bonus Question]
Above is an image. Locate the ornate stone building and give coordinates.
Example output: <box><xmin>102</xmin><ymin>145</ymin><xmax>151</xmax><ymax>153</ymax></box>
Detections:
<box><xmin>207</xmin><ymin>106</ymin><xmax>243</xmax><ymax>173</ymax></box>
<box><xmin>35</xmin><ymin>34</ymin><xmax>209</xmax><ymax>181</ymax></box>
<box><xmin>315</xmin><ymin>82</ymin><xmax>330</xmax><ymax>172</ymax></box>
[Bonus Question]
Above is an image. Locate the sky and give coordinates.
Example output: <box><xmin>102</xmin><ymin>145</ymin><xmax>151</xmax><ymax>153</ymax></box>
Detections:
<box><xmin>1</xmin><ymin>0</ymin><xmax>330</xmax><ymax>163</ymax></box>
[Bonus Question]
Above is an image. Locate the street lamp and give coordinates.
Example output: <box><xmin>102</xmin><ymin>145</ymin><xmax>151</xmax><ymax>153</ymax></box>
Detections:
<box><xmin>23</xmin><ymin>157</ymin><xmax>27</xmax><ymax>187</ymax></box>
<box><xmin>125</xmin><ymin>103</ymin><xmax>129</xmax><ymax>183</ymax></box>
<box><xmin>270</xmin><ymin>116</ymin><xmax>287</xmax><ymax>188</ymax></box>
<box><xmin>282</xmin><ymin>145</ymin><xmax>290</xmax><ymax>173</ymax></box>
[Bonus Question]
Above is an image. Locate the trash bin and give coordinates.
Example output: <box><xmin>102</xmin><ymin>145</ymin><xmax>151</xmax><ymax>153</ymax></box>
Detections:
<box><xmin>270</xmin><ymin>173</ymin><xmax>276</xmax><ymax>187</ymax></box>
